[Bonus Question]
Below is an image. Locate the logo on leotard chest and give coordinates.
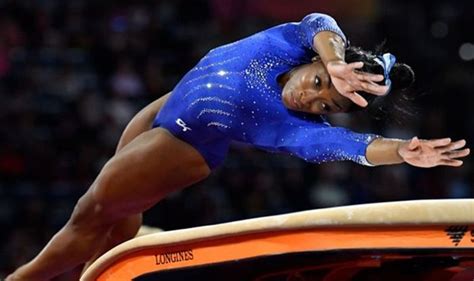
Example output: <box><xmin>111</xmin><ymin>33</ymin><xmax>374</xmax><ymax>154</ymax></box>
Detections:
<box><xmin>176</xmin><ymin>118</ymin><xmax>192</xmax><ymax>132</ymax></box>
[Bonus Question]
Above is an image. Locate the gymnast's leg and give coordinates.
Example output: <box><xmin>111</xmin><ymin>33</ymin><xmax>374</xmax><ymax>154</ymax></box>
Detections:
<box><xmin>79</xmin><ymin>95</ymin><xmax>171</xmax><ymax>274</ymax></box>
<box><xmin>82</xmin><ymin>93</ymin><xmax>171</xmax><ymax>261</ymax></box>
<box><xmin>7</xmin><ymin>104</ymin><xmax>211</xmax><ymax>281</ymax></box>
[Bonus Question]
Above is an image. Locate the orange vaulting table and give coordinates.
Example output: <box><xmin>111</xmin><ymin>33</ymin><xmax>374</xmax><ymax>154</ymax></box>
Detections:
<box><xmin>81</xmin><ymin>199</ymin><xmax>474</xmax><ymax>281</ymax></box>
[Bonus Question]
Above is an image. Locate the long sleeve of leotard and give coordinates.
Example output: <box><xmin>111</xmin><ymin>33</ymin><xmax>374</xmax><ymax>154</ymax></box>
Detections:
<box><xmin>297</xmin><ymin>13</ymin><xmax>347</xmax><ymax>50</ymax></box>
<box><xmin>271</xmin><ymin>123</ymin><xmax>379</xmax><ymax>166</ymax></box>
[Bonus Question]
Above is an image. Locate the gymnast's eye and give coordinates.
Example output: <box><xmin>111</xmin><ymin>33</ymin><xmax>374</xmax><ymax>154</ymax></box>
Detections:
<box><xmin>314</xmin><ymin>76</ymin><xmax>321</xmax><ymax>88</ymax></box>
<box><xmin>321</xmin><ymin>102</ymin><xmax>331</xmax><ymax>113</ymax></box>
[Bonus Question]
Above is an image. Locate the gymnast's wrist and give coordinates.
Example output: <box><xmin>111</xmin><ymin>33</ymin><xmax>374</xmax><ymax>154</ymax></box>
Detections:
<box><xmin>325</xmin><ymin>59</ymin><xmax>346</xmax><ymax>67</ymax></box>
<box><xmin>396</xmin><ymin>139</ymin><xmax>410</xmax><ymax>163</ymax></box>
<box><xmin>325</xmin><ymin>59</ymin><xmax>347</xmax><ymax>77</ymax></box>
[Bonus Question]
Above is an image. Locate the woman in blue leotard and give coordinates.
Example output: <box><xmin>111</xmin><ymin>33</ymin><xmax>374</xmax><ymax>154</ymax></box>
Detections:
<box><xmin>8</xmin><ymin>13</ymin><xmax>469</xmax><ymax>281</ymax></box>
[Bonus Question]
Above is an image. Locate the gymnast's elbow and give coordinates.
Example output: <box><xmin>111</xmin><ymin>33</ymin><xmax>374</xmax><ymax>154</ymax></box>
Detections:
<box><xmin>301</xmin><ymin>12</ymin><xmax>337</xmax><ymax>23</ymax></box>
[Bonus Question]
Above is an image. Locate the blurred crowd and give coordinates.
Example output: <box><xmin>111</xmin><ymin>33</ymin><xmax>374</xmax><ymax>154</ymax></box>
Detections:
<box><xmin>0</xmin><ymin>0</ymin><xmax>472</xmax><ymax>277</ymax></box>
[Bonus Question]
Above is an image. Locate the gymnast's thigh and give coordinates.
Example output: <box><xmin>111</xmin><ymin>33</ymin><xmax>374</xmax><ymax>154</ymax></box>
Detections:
<box><xmin>91</xmin><ymin>127</ymin><xmax>211</xmax><ymax>219</ymax></box>
<box><xmin>116</xmin><ymin>92</ymin><xmax>171</xmax><ymax>153</ymax></box>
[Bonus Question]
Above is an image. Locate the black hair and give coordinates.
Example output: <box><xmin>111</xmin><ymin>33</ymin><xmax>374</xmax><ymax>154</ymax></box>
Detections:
<box><xmin>344</xmin><ymin>45</ymin><xmax>416</xmax><ymax>124</ymax></box>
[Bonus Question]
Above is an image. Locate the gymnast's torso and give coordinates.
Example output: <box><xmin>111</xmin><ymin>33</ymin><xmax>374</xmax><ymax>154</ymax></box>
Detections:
<box><xmin>153</xmin><ymin>13</ymin><xmax>376</xmax><ymax>169</ymax></box>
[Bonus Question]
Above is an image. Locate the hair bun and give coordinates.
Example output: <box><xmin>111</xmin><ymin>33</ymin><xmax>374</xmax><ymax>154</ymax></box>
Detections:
<box><xmin>390</xmin><ymin>63</ymin><xmax>415</xmax><ymax>90</ymax></box>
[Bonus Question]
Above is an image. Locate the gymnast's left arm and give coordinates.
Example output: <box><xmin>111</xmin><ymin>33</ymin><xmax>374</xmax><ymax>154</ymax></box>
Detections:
<box><xmin>277</xmin><ymin>125</ymin><xmax>380</xmax><ymax>166</ymax></box>
<box><xmin>279</xmin><ymin>126</ymin><xmax>469</xmax><ymax>167</ymax></box>
<box><xmin>366</xmin><ymin>136</ymin><xmax>470</xmax><ymax>167</ymax></box>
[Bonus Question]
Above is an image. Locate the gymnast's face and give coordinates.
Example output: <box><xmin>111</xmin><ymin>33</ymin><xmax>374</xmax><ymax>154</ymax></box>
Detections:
<box><xmin>281</xmin><ymin>60</ymin><xmax>352</xmax><ymax>114</ymax></box>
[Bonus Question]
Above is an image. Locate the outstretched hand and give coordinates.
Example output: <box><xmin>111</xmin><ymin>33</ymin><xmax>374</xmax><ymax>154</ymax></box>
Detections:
<box><xmin>326</xmin><ymin>60</ymin><xmax>389</xmax><ymax>107</ymax></box>
<box><xmin>398</xmin><ymin>137</ymin><xmax>470</xmax><ymax>168</ymax></box>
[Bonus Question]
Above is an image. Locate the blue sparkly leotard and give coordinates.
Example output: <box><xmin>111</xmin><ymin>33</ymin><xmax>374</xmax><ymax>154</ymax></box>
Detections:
<box><xmin>153</xmin><ymin>13</ymin><xmax>377</xmax><ymax>169</ymax></box>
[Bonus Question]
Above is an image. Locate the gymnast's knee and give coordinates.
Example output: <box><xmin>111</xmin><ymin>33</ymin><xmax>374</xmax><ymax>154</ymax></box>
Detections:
<box><xmin>67</xmin><ymin>190</ymin><xmax>113</xmax><ymax>233</ymax></box>
<box><xmin>67</xmin><ymin>169</ymin><xmax>129</xmax><ymax>231</ymax></box>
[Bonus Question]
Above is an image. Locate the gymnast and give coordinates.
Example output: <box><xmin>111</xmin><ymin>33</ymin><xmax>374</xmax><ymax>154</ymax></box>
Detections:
<box><xmin>7</xmin><ymin>13</ymin><xmax>469</xmax><ymax>281</ymax></box>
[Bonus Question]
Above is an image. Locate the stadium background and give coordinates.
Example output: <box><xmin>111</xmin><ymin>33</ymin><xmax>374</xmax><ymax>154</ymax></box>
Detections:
<box><xmin>0</xmin><ymin>0</ymin><xmax>472</xmax><ymax>278</ymax></box>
